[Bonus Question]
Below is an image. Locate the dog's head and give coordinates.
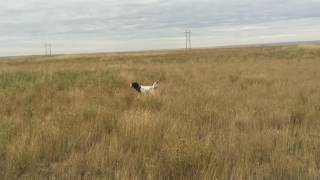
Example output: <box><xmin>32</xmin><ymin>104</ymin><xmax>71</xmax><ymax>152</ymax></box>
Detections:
<box><xmin>130</xmin><ymin>82</ymin><xmax>141</xmax><ymax>93</ymax></box>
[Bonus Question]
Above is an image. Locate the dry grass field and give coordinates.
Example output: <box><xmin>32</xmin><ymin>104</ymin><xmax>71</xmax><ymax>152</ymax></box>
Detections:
<box><xmin>1</xmin><ymin>45</ymin><xmax>320</xmax><ymax>179</ymax></box>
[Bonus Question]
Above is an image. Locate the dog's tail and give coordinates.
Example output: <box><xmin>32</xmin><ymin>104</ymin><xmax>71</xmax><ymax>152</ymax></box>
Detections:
<box><xmin>152</xmin><ymin>80</ymin><xmax>160</xmax><ymax>88</ymax></box>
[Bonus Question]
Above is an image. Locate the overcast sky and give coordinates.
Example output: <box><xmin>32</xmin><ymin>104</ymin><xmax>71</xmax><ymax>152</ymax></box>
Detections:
<box><xmin>1</xmin><ymin>0</ymin><xmax>320</xmax><ymax>56</ymax></box>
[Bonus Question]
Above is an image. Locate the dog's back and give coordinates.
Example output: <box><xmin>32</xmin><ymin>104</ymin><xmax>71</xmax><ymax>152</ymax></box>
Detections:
<box><xmin>132</xmin><ymin>80</ymin><xmax>160</xmax><ymax>93</ymax></box>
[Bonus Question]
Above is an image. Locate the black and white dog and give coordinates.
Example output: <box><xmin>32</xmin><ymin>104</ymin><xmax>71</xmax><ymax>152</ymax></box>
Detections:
<box><xmin>131</xmin><ymin>80</ymin><xmax>160</xmax><ymax>93</ymax></box>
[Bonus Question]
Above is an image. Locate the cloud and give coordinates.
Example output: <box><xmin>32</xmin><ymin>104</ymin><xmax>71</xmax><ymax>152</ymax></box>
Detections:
<box><xmin>0</xmin><ymin>0</ymin><xmax>320</xmax><ymax>56</ymax></box>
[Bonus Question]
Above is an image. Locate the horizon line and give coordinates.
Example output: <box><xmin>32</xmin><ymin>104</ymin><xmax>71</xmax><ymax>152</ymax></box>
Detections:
<box><xmin>1</xmin><ymin>39</ymin><xmax>319</xmax><ymax>58</ymax></box>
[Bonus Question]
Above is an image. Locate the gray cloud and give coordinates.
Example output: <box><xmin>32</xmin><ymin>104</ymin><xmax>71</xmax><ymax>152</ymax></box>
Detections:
<box><xmin>0</xmin><ymin>0</ymin><xmax>320</xmax><ymax>56</ymax></box>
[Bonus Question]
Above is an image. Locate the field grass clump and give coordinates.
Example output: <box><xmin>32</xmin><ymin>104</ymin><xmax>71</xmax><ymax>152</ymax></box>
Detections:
<box><xmin>1</xmin><ymin>45</ymin><xmax>320</xmax><ymax>179</ymax></box>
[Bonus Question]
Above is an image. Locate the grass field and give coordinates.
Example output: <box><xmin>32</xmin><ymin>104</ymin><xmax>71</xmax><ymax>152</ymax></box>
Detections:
<box><xmin>1</xmin><ymin>45</ymin><xmax>320</xmax><ymax>179</ymax></box>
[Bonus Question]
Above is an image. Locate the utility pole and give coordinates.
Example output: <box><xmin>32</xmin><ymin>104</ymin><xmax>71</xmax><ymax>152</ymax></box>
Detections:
<box><xmin>44</xmin><ymin>43</ymin><xmax>52</xmax><ymax>56</ymax></box>
<box><xmin>188</xmin><ymin>31</ymin><xmax>191</xmax><ymax>49</ymax></box>
<box><xmin>185</xmin><ymin>30</ymin><xmax>191</xmax><ymax>50</ymax></box>
<box><xmin>185</xmin><ymin>31</ymin><xmax>188</xmax><ymax>49</ymax></box>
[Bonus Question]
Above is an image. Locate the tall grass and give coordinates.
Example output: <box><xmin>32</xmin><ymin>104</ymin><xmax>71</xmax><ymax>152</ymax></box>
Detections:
<box><xmin>1</xmin><ymin>45</ymin><xmax>320</xmax><ymax>179</ymax></box>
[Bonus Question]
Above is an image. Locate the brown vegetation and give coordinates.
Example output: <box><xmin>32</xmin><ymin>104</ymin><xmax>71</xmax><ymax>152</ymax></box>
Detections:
<box><xmin>1</xmin><ymin>45</ymin><xmax>320</xmax><ymax>179</ymax></box>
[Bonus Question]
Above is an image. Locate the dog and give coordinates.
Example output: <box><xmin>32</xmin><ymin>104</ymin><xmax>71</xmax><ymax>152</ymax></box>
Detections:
<box><xmin>130</xmin><ymin>80</ymin><xmax>160</xmax><ymax>93</ymax></box>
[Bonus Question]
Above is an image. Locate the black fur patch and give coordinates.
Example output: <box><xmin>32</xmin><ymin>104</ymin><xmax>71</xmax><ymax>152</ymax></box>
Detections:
<box><xmin>131</xmin><ymin>82</ymin><xmax>141</xmax><ymax>93</ymax></box>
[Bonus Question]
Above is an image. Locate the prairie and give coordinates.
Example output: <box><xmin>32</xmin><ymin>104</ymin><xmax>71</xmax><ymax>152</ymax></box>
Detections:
<box><xmin>1</xmin><ymin>45</ymin><xmax>320</xmax><ymax>179</ymax></box>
